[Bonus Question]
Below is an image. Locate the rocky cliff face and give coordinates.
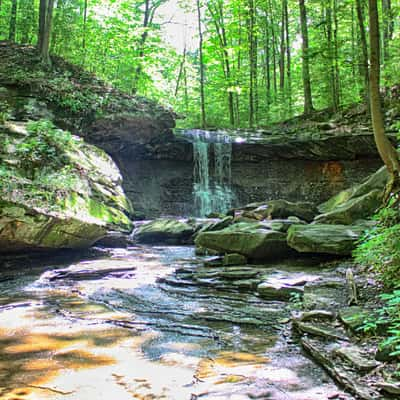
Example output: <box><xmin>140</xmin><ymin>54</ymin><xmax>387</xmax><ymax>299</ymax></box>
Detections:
<box><xmin>0</xmin><ymin>120</ymin><xmax>132</xmax><ymax>253</ymax></box>
<box><xmin>115</xmin><ymin>130</ymin><xmax>384</xmax><ymax>217</ymax></box>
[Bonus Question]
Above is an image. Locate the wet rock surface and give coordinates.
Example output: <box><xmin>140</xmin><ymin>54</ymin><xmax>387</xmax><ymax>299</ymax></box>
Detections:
<box><xmin>195</xmin><ymin>222</ymin><xmax>292</xmax><ymax>260</ymax></box>
<box><xmin>0</xmin><ymin>247</ymin><xmax>356</xmax><ymax>400</ymax></box>
<box><xmin>134</xmin><ymin>219</ymin><xmax>196</xmax><ymax>244</ymax></box>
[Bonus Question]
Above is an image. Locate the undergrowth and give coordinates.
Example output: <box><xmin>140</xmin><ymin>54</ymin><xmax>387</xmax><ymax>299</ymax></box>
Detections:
<box><xmin>354</xmin><ymin>203</ymin><xmax>400</xmax><ymax>362</ymax></box>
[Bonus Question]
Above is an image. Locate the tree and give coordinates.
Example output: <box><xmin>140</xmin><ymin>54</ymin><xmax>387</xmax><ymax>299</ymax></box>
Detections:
<box><xmin>368</xmin><ymin>0</ymin><xmax>400</xmax><ymax>196</ymax></box>
<box><xmin>197</xmin><ymin>0</ymin><xmax>206</xmax><ymax>128</ymax></box>
<box><xmin>38</xmin><ymin>0</ymin><xmax>55</xmax><ymax>64</ymax></box>
<box><xmin>132</xmin><ymin>0</ymin><xmax>167</xmax><ymax>93</ymax></box>
<box><xmin>8</xmin><ymin>0</ymin><xmax>17</xmax><ymax>42</ymax></box>
<box><xmin>298</xmin><ymin>0</ymin><xmax>314</xmax><ymax>114</ymax></box>
<box><xmin>355</xmin><ymin>0</ymin><xmax>369</xmax><ymax>104</ymax></box>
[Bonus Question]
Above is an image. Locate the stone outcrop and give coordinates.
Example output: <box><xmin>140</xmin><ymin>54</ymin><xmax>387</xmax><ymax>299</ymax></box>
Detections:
<box><xmin>315</xmin><ymin>166</ymin><xmax>388</xmax><ymax>224</ymax></box>
<box><xmin>195</xmin><ymin>222</ymin><xmax>292</xmax><ymax>260</ymax></box>
<box><xmin>0</xmin><ymin>121</ymin><xmax>132</xmax><ymax>253</ymax></box>
<box><xmin>231</xmin><ymin>200</ymin><xmax>317</xmax><ymax>222</ymax></box>
<box><xmin>134</xmin><ymin>219</ymin><xmax>195</xmax><ymax>244</ymax></box>
<box><xmin>286</xmin><ymin>223</ymin><xmax>368</xmax><ymax>255</ymax></box>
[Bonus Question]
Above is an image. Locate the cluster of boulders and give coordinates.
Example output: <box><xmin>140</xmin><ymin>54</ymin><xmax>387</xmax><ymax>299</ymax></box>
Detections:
<box><xmin>133</xmin><ymin>166</ymin><xmax>388</xmax><ymax>262</ymax></box>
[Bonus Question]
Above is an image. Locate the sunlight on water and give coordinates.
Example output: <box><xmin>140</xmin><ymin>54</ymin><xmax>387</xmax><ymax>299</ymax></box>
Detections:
<box><xmin>0</xmin><ymin>246</ymin><xmax>349</xmax><ymax>400</ymax></box>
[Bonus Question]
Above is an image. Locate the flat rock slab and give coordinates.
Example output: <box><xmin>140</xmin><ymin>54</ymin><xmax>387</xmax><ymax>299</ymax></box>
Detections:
<box><xmin>303</xmin><ymin>279</ymin><xmax>348</xmax><ymax>311</ymax></box>
<box><xmin>334</xmin><ymin>346</ymin><xmax>381</xmax><ymax>372</ymax></box>
<box><xmin>287</xmin><ymin>223</ymin><xmax>367</xmax><ymax>255</ymax></box>
<box><xmin>301</xmin><ymin>337</ymin><xmax>381</xmax><ymax>400</ymax></box>
<box><xmin>294</xmin><ymin>321</ymin><xmax>348</xmax><ymax>341</ymax></box>
<box><xmin>257</xmin><ymin>273</ymin><xmax>319</xmax><ymax>301</ymax></box>
<box><xmin>134</xmin><ymin>219</ymin><xmax>194</xmax><ymax>244</ymax></box>
<box><xmin>195</xmin><ymin>222</ymin><xmax>292</xmax><ymax>260</ymax></box>
<box><xmin>339</xmin><ymin>306</ymin><xmax>370</xmax><ymax>331</ymax></box>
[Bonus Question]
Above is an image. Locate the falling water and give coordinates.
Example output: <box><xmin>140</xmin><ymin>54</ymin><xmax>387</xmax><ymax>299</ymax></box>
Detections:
<box><xmin>191</xmin><ymin>131</ymin><xmax>234</xmax><ymax>217</ymax></box>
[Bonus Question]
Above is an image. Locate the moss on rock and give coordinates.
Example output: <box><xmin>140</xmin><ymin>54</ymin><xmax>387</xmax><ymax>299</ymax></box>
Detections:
<box><xmin>0</xmin><ymin>121</ymin><xmax>133</xmax><ymax>253</ymax></box>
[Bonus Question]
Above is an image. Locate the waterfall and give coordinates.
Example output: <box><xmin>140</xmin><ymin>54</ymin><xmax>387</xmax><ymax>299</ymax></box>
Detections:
<box><xmin>192</xmin><ymin>131</ymin><xmax>234</xmax><ymax>217</ymax></box>
<box><xmin>193</xmin><ymin>140</ymin><xmax>212</xmax><ymax>217</ymax></box>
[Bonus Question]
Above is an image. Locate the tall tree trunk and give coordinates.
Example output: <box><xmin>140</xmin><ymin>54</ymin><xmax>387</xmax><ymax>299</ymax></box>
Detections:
<box><xmin>82</xmin><ymin>0</ymin><xmax>88</xmax><ymax>63</ymax></box>
<box><xmin>9</xmin><ymin>0</ymin><xmax>17</xmax><ymax>42</ymax></box>
<box><xmin>247</xmin><ymin>0</ymin><xmax>256</xmax><ymax>128</ymax></box>
<box><xmin>175</xmin><ymin>46</ymin><xmax>186</xmax><ymax>97</ymax></box>
<box><xmin>197</xmin><ymin>0</ymin><xmax>206</xmax><ymax>129</ymax></box>
<box><xmin>326</xmin><ymin>0</ymin><xmax>339</xmax><ymax>111</ymax></box>
<box><xmin>368</xmin><ymin>0</ymin><xmax>400</xmax><ymax>195</ymax></box>
<box><xmin>208</xmin><ymin>0</ymin><xmax>235</xmax><ymax>126</ymax></box>
<box><xmin>298</xmin><ymin>0</ymin><xmax>314</xmax><ymax>114</ymax></box>
<box><xmin>381</xmin><ymin>0</ymin><xmax>393</xmax><ymax>62</ymax></box>
<box><xmin>38</xmin><ymin>0</ymin><xmax>54</xmax><ymax>65</ymax></box>
<box><xmin>263</xmin><ymin>15</ymin><xmax>271</xmax><ymax>112</ymax></box>
<box><xmin>356</xmin><ymin>0</ymin><xmax>369</xmax><ymax>104</ymax></box>
<box><xmin>279</xmin><ymin>1</ymin><xmax>285</xmax><ymax>93</ymax></box>
<box><xmin>351</xmin><ymin>4</ymin><xmax>356</xmax><ymax>78</ymax></box>
<box><xmin>132</xmin><ymin>0</ymin><xmax>150</xmax><ymax>93</ymax></box>
<box><xmin>333</xmin><ymin>0</ymin><xmax>340</xmax><ymax>109</ymax></box>
<box><xmin>284</xmin><ymin>0</ymin><xmax>292</xmax><ymax>114</ymax></box>
<box><xmin>268</xmin><ymin>0</ymin><xmax>277</xmax><ymax>100</ymax></box>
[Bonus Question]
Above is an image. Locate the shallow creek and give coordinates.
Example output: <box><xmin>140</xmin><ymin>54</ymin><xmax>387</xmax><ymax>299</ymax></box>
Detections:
<box><xmin>0</xmin><ymin>246</ymin><xmax>353</xmax><ymax>400</ymax></box>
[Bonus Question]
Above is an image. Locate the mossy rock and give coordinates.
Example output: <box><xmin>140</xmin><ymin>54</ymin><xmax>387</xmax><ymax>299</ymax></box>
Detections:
<box><xmin>195</xmin><ymin>222</ymin><xmax>292</xmax><ymax>260</ymax></box>
<box><xmin>134</xmin><ymin>219</ymin><xmax>195</xmax><ymax>244</ymax></box>
<box><xmin>0</xmin><ymin>121</ymin><xmax>133</xmax><ymax>253</ymax></box>
<box><xmin>287</xmin><ymin>223</ymin><xmax>367</xmax><ymax>255</ymax></box>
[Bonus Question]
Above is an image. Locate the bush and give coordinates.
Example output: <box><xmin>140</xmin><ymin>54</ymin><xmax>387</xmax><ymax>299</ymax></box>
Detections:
<box><xmin>353</xmin><ymin>205</ymin><xmax>400</xmax><ymax>288</ymax></box>
<box><xmin>15</xmin><ymin>119</ymin><xmax>75</xmax><ymax>178</ymax></box>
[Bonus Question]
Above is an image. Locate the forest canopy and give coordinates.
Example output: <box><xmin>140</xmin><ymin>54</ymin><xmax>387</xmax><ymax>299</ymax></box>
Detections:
<box><xmin>0</xmin><ymin>0</ymin><xmax>399</xmax><ymax>128</ymax></box>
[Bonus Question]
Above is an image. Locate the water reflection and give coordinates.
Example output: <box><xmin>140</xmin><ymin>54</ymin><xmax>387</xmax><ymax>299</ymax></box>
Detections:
<box><xmin>0</xmin><ymin>247</ymin><xmax>351</xmax><ymax>399</ymax></box>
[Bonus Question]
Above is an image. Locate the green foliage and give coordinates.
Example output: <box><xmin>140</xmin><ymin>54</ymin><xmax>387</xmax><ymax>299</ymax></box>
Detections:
<box><xmin>359</xmin><ymin>290</ymin><xmax>400</xmax><ymax>360</ymax></box>
<box><xmin>288</xmin><ymin>292</ymin><xmax>303</xmax><ymax>310</ymax></box>
<box><xmin>0</xmin><ymin>120</ymin><xmax>83</xmax><ymax>208</ymax></box>
<box><xmin>1</xmin><ymin>0</ymin><xmax>400</xmax><ymax>128</ymax></box>
<box><xmin>0</xmin><ymin>101</ymin><xmax>10</xmax><ymax>124</ymax></box>
<box><xmin>15</xmin><ymin>119</ymin><xmax>74</xmax><ymax>178</ymax></box>
<box><xmin>354</xmin><ymin>206</ymin><xmax>400</xmax><ymax>288</ymax></box>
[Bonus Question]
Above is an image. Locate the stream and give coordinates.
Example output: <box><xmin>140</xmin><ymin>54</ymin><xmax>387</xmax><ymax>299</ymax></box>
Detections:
<box><xmin>0</xmin><ymin>245</ymin><xmax>354</xmax><ymax>400</ymax></box>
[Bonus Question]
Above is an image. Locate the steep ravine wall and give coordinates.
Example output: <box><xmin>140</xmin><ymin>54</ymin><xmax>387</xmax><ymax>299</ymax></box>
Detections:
<box><xmin>114</xmin><ymin>133</ymin><xmax>384</xmax><ymax>218</ymax></box>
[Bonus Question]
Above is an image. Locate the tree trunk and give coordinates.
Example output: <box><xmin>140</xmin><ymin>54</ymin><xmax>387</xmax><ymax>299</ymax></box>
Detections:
<box><xmin>9</xmin><ymin>0</ymin><xmax>17</xmax><ymax>42</ymax></box>
<box><xmin>208</xmin><ymin>0</ymin><xmax>235</xmax><ymax>126</ymax></box>
<box><xmin>279</xmin><ymin>1</ymin><xmax>285</xmax><ymax>93</ymax></box>
<box><xmin>38</xmin><ymin>0</ymin><xmax>54</xmax><ymax>65</ymax></box>
<box><xmin>247</xmin><ymin>0</ymin><xmax>256</xmax><ymax>128</ymax></box>
<box><xmin>381</xmin><ymin>0</ymin><xmax>393</xmax><ymax>62</ymax></box>
<box><xmin>284</xmin><ymin>0</ymin><xmax>292</xmax><ymax>114</ymax></box>
<box><xmin>368</xmin><ymin>0</ymin><xmax>400</xmax><ymax>196</ymax></box>
<box><xmin>175</xmin><ymin>46</ymin><xmax>186</xmax><ymax>97</ymax></box>
<box><xmin>82</xmin><ymin>0</ymin><xmax>88</xmax><ymax>63</ymax></box>
<box><xmin>268</xmin><ymin>0</ymin><xmax>277</xmax><ymax>100</ymax></box>
<box><xmin>356</xmin><ymin>0</ymin><xmax>369</xmax><ymax>105</ymax></box>
<box><xmin>197</xmin><ymin>0</ymin><xmax>206</xmax><ymax>129</ymax></box>
<box><xmin>299</xmin><ymin>0</ymin><xmax>314</xmax><ymax>114</ymax></box>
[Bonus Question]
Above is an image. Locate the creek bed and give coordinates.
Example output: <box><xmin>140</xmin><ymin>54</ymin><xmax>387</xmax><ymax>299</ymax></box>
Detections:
<box><xmin>0</xmin><ymin>246</ymin><xmax>353</xmax><ymax>400</ymax></box>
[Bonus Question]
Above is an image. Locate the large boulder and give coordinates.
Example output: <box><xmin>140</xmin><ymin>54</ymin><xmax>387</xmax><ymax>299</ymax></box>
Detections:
<box><xmin>134</xmin><ymin>219</ymin><xmax>195</xmax><ymax>244</ymax></box>
<box><xmin>287</xmin><ymin>223</ymin><xmax>368</xmax><ymax>255</ymax></box>
<box><xmin>315</xmin><ymin>166</ymin><xmax>387</xmax><ymax>224</ymax></box>
<box><xmin>0</xmin><ymin>121</ymin><xmax>133</xmax><ymax>253</ymax></box>
<box><xmin>233</xmin><ymin>200</ymin><xmax>318</xmax><ymax>223</ymax></box>
<box><xmin>314</xmin><ymin>189</ymin><xmax>383</xmax><ymax>224</ymax></box>
<box><xmin>195</xmin><ymin>222</ymin><xmax>292</xmax><ymax>260</ymax></box>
